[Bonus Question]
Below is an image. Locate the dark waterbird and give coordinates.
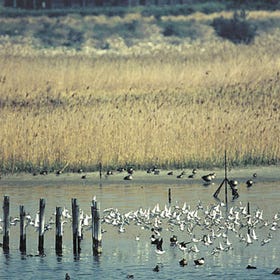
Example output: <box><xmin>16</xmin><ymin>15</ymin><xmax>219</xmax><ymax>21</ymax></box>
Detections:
<box><xmin>153</xmin><ymin>265</ymin><xmax>160</xmax><ymax>272</ymax></box>
<box><xmin>202</xmin><ymin>173</ymin><xmax>216</xmax><ymax>183</ymax></box>
<box><xmin>188</xmin><ymin>168</ymin><xmax>198</xmax><ymax>178</ymax></box>
<box><xmin>170</xmin><ymin>235</ymin><xmax>178</xmax><ymax>245</ymax></box>
<box><xmin>246</xmin><ymin>179</ymin><xmax>254</xmax><ymax>187</ymax></box>
<box><xmin>246</xmin><ymin>265</ymin><xmax>257</xmax><ymax>269</ymax></box>
<box><xmin>194</xmin><ymin>257</ymin><xmax>205</xmax><ymax>266</ymax></box>
<box><xmin>124</xmin><ymin>174</ymin><xmax>133</xmax><ymax>180</ymax></box>
<box><xmin>65</xmin><ymin>273</ymin><xmax>70</xmax><ymax>280</ymax></box>
<box><xmin>179</xmin><ymin>258</ymin><xmax>188</xmax><ymax>266</ymax></box>
<box><xmin>272</xmin><ymin>268</ymin><xmax>280</xmax><ymax>274</ymax></box>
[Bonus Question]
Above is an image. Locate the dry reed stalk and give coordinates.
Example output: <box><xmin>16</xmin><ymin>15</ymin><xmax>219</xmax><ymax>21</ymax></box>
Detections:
<box><xmin>0</xmin><ymin>35</ymin><xmax>279</xmax><ymax>171</ymax></box>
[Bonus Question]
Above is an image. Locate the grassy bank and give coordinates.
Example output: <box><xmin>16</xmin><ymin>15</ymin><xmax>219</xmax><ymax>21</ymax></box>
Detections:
<box><xmin>0</xmin><ymin>9</ymin><xmax>280</xmax><ymax>173</ymax></box>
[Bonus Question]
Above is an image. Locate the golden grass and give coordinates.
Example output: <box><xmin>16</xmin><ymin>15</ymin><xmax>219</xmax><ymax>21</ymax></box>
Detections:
<box><xmin>0</xmin><ymin>13</ymin><xmax>280</xmax><ymax>172</ymax></box>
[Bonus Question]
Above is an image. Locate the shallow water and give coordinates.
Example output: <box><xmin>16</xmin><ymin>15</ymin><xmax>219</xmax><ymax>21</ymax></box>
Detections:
<box><xmin>0</xmin><ymin>166</ymin><xmax>280</xmax><ymax>279</ymax></box>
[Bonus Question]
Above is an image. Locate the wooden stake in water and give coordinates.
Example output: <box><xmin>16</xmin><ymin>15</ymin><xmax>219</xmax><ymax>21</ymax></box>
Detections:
<box><xmin>38</xmin><ymin>198</ymin><xmax>46</xmax><ymax>255</ymax></box>
<box><xmin>99</xmin><ymin>162</ymin><xmax>102</xmax><ymax>179</ymax></box>
<box><xmin>55</xmin><ymin>207</ymin><xmax>63</xmax><ymax>256</ymax></box>
<box><xmin>71</xmin><ymin>198</ymin><xmax>81</xmax><ymax>255</ymax></box>
<box><xmin>19</xmin><ymin>205</ymin><xmax>27</xmax><ymax>253</ymax></box>
<box><xmin>3</xmin><ymin>195</ymin><xmax>10</xmax><ymax>252</ymax></box>
<box><xmin>224</xmin><ymin>150</ymin><xmax>228</xmax><ymax>205</ymax></box>
<box><xmin>92</xmin><ymin>198</ymin><xmax>102</xmax><ymax>254</ymax></box>
<box><xmin>168</xmin><ymin>188</ymin><xmax>171</xmax><ymax>204</ymax></box>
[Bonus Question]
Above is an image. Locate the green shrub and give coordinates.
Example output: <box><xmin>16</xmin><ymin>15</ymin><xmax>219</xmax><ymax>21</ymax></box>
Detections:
<box><xmin>212</xmin><ymin>10</ymin><xmax>257</xmax><ymax>44</ymax></box>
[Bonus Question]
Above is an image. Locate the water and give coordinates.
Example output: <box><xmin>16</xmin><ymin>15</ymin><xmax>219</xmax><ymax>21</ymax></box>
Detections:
<box><xmin>0</xmin><ymin>166</ymin><xmax>280</xmax><ymax>279</ymax></box>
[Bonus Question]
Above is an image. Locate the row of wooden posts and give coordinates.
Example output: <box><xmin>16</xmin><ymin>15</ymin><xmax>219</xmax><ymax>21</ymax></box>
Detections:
<box><xmin>2</xmin><ymin>195</ymin><xmax>102</xmax><ymax>255</ymax></box>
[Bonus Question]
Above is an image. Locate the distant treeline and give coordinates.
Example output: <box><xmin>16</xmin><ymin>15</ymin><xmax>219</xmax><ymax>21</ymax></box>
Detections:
<box><xmin>2</xmin><ymin>0</ymin><xmax>280</xmax><ymax>13</ymax></box>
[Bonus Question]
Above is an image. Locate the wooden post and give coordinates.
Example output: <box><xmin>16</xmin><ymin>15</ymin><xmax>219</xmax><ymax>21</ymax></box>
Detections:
<box><xmin>19</xmin><ymin>205</ymin><xmax>27</xmax><ymax>253</ymax></box>
<box><xmin>38</xmin><ymin>198</ymin><xmax>46</xmax><ymax>255</ymax></box>
<box><xmin>3</xmin><ymin>195</ymin><xmax>10</xmax><ymax>253</ymax></box>
<box><xmin>224</xmin><ymin>150</ymin><xmax>228</xmax><ymax>205</ymax></box>
<box><xmin>92</xmin><ymin>198</ymin><xmax>102</xmax><ymax>254</ymax></box>
<box><xmin>71</xmin><ymin>198</ymin><xmax>80</xmax><ymax>255</ymax></box>
<box><xmin>168</xmin><ymin>188</ymin><xmax>171</xmax><ymax>204</ymax></box>
<box><xmin>55</xmin><ymin>207</ymin><xmax>63</xmax><ymax>256</ymax></box>
<box><xmin>99</xmin><ymin>162</ymin><xmax>102</xmax><ymax>179</ymax></box>
<box><xmin>77</xmin><ymin>210</ymin><xmax>82</xmax><ymax>253</ymax></box>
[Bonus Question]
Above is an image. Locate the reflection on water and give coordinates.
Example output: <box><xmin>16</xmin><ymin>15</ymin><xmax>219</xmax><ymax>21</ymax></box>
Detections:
<box><xmin>0</xmin><ymin>166</ymin><xmax>280</xmax><ymax>279</ymax></box>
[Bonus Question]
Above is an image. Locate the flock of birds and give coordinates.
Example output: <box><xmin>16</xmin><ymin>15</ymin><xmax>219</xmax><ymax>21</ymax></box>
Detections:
<box><xmin>33</xmin><ymin>165</ymin><xmax>257</xmax><ymax>189</ymax></box>
<box><xmin>101</xmin><ymin>199</ymin><xmax>280</xmax><ymax>262</ymax></box>
<box><xmin>2</xmin><ymin>166</ymin><xmax>280</xmax><ymax>278</ymax></box>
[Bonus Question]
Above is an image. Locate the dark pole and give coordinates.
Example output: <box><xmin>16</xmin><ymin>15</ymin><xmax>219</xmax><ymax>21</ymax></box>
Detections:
<box><xmin>19</xmin><ymin>205</ymin><xmax>27</xmax><ymax>253</ymax></box>
<box><xmin>225</xmin><ymin>150</ymin><xmax>228</xmax><ymax>205</ymax></box>
<box><xmin>168</xmin><ymin>188</ymin><xmax>171</xmax><ymax>204</ymax></box>
<box><xmin>3</xmin><ymin>196</ymin><xmax>10</xmax><ymax>253</ymax></box>
<box><xmin>38</xmin><ymin>198</ymin><xmax>46</xmax><ymax>255</ymax></box>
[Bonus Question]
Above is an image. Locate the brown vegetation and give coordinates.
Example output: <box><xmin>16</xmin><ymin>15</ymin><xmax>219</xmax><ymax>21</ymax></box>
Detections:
<box><xmin>0</xmin><ymin>11</ymin><xmax>280</xmax><ymax>172</ymax></box>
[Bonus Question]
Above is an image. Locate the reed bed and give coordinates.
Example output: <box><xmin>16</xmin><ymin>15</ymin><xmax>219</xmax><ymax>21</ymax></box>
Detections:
<box><xmin>0</xmin><ymin>12</ymin><xmax>280</xmax><ymax>172</ymax></box>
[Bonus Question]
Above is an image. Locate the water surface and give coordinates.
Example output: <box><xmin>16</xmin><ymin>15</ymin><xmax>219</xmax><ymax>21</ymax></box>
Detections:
<box><xmin>0</xmin><ymin>166</ymin><xmax>280</xmax><ymax>279</ymax></box>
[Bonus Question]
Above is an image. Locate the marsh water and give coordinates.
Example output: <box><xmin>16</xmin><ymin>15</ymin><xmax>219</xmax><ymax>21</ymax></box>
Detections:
<box><xmin>0</xmin><ymin>166</ymin><xmax>280</xmax><ymax>279</ymax></box>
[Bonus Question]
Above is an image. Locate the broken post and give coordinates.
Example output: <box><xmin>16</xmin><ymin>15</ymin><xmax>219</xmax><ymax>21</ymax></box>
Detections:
<box><xmin>92</xmin><ymin>198</ymin><xmax>102</xmax><ymax>254</ymax></box>
<box><xmin>3</xmin><ymin>195</ymin><xmax>10</xmax><ymax>253</ymax></box>
<box><xmin>168</xmin><ymin>188</ymin><xmax>171</xmax><ymax>204</ymax></box>
<box><xmin>38</xmin><ymin>198</ymin><xmax>46</xmax><ymax>255</ymax></box>
<box><xmin>19</xmin><ymin>205</ymin><xmax>27</xmax><ymax>253</ymax></box>
<box><xmin>71</xmin><ymin>198</ymin><xmax>80</xmax><ymax>255</ymax></box>
<box><xmin>55</xmin><ymin>206</ymin><xmax>63</xmax><ymax>256</ymax></box>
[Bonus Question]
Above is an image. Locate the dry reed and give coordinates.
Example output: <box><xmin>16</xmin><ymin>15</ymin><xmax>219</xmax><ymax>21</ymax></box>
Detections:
<box><xmin>0</xmin><ymin>13</ymin><xmax>280</xmax><ymax>172</ymax></box>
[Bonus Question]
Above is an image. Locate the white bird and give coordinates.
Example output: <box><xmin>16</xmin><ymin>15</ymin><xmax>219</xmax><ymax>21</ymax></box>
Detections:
<box><xmin>189</xmin><ymin>244</ymin><xmax>199</xmax><ymax>253</ymax></box>
<box><xmin>251</xmin><ymin>229</ymin><xmax>258</xmax><ymax>240</ymax></box>
<box><xmin>118</xmin><ymin>224</ymin><xmax>125</xmax><ymax>233</ymax></box>
<box><xmin>246</xmin><ymin>233</ymin><xmax>253</xmax><ymax>245</ymax></box>
<box><xmin>217</xmin><ymin>242</ymin><xmax>225</xmax><ymax>251</ymax></box>
<box><xmin>34</xmin><ymin>212</ymin><xmax>40</xmax><ymax>228</ymax></box>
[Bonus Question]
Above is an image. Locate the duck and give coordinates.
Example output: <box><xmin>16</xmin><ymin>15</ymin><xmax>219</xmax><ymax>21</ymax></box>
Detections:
<box><xmin>202</xmin><ymin>173</ymin><xmax>216</xmax><ymax>183</ymax></box>
<box><xmin>246</xmin><ymin>179</ymin><xmax>254</xmax><ymax>187</ymax></box>
<box><xmin>170</xmin><ymin>235</ymin><xmax>178</xmax><ymax>245</ymax></box>
<box><xmin>65</xmin><ymin>273</ymin><xmax>70</xmax><ymax>280</ymax></box>
<box><xmin>106</xmin><ymin>170</ymin><xmax>113</xmax><ymax>175</ymax></box>
<box><xmin>246</xmin><ymin>265</ymin><xmax>257</xmax><ymax>269</ymax></box>
<box><xmin>179</xmin><ymin>258</ymin><xmax>188</xmax><ymax>266</ymax></box>
<box><xmin>194</xmin><ymin>257</ymin><xmax>205</xmax><ymax>266</ymax></box>
<box><xmin>126</xmin><ymin>167</ymin><xmax>134</xmax><ymax>174</ymax></box>
<box><xmin>272</xmin><ymin>268</ymin><xmax>280</xmax><ymax>274</ymax></box>
<box><xmin>188</xmin><ymin>168</ymin><xmax>197</xmax><ymax>178</ymax></box>
<box><xmin>124</xmin><ymin>174</ymin><xmax>133</xmax><ymax>180</ymax></box>
<box><xmin>177</xmin><ymin>172</ymin><xmax>184</xmax><ymax>179</ymax></box>
<box><xmin>229</xmin><ymin>180</ymin><xmax>238</xmax><ymax>187</ymax></box>
<box><xmin>153</xmin><ymin>265</ymin><xmax>160</xmax><ymax>272</ymax></box>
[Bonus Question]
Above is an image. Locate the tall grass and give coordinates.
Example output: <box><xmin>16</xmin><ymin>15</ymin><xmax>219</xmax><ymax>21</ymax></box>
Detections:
<box><xmin>0</xmin><ymin>12</ymin><xmax>280</xmax><ymax>172</ymax></box>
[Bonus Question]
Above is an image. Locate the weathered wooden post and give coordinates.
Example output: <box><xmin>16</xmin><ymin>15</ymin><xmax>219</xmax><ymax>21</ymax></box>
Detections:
<box><xmin>91</xmin><ymin>198</ymin><xmax>102</xmax><ymax>254</ymax></box>
<box><xmin>168</xmin><ymin>188</ymin><xmax>171</xmax><ymax>204</ymax></box>
<box><xmin>99</xmin><ymin>162</ymin><xmax>102</xmax><ymax>179</ymax></box>
<box><xmin>55</xmin><ymin>207</ymin><xmax>63</xmax><ymax>256</ymax></box>
<box><xmin>3</xmin><ymin>195</ymin><xmax>10</xmax><ymax>253</ymax></box>
<box><xmin>71</xmin><ymin>198</ymin><xmax>81</xmax><ymax>255</ymax></box>
<box><xmin>19</xmin><ymin>205</ymin><xmax>27</xmax><ymax>253</ymax></box>
<box><xmin>38</xmin><ymin>198</ymin><xmax>46</xmax><ymax>255</ymax></box>
<box><xmin>247</xmin><ymin>201</ymin><xmax>251</xmax><ymax>234</ymax></box>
